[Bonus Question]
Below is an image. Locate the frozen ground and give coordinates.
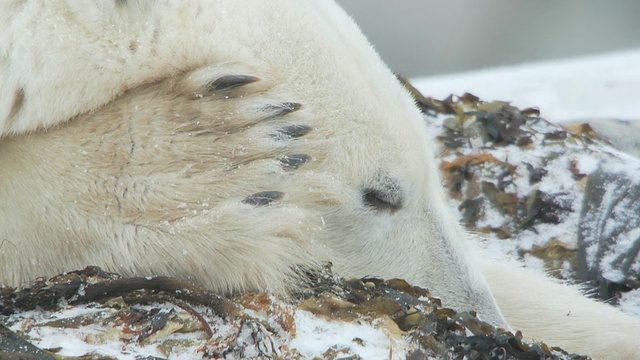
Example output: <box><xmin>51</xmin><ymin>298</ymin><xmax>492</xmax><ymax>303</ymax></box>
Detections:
<box><xmin>414</xmin><ymin>49</ymin><xmax>640</xmax><ymax>319</ymax></box>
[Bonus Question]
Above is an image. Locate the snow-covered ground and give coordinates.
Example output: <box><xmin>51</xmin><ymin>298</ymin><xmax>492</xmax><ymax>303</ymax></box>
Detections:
<box><xmin>413</xmin><ymin>49</ymin><xmax>640</xmax><ymax>123</ymax></box>
<box><xmin>414</xmin><ymin>49</ymin><xmax>640</xmax><ymax>319</ymax></box>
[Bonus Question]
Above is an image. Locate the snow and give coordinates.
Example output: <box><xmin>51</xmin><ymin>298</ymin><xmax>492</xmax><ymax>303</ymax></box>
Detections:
<box><xmin>620</xmin><ymin>289</ymin><xmax>640</xmax><ymax>317</ymax></box>
<box><xmin>291</xmin><ymin>310</ymin><xmax>399</xmax><ymax>359</ymax></box>
<box><xmin>413</xmin><ymin>48</ymin><xmax>640</xmax><ymax>123</ymax></box>
<box><xmin>3</xmin><ymin>300</ymin><xmax>408</xmax><ymax>359</ymax></box>
<box><xmin>574</xmin><ymin>152</ymin><xmax>601</xmax><ymax>174</ymax></box>
<box><xmin>415</xmin><ymin>48</ymin><xmax>640</xmax><ymax>319</ymax></box>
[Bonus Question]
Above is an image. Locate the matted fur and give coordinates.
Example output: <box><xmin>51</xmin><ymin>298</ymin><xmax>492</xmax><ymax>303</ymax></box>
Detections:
<box><xmin>1</xmin><ymin>1</ymin><xmax>639</xmax><ymax>358</ymax></box>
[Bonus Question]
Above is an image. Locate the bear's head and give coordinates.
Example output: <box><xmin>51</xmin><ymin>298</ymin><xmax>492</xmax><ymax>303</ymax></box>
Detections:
<box><xmin>0</xmin><ymin>0</ymin><xmax>505</xmax><ymax>326</ymax></box>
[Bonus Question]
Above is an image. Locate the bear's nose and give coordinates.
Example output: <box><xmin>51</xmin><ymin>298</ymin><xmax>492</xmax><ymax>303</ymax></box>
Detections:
<box><xmin>362</xmin><ymin>173</ymin><xmax>403</xmax><ymax>212</ymax></box>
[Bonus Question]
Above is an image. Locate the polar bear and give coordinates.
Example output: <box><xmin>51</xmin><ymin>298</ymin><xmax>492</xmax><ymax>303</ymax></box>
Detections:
<box><xmin>1</xmin><ymin>1</ymin><xmax>639</xmax><ymax>358</ymax></box>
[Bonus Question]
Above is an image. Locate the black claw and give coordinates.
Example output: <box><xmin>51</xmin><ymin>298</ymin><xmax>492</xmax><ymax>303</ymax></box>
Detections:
<box><xmin>242</xmin><ymin>191</ymin><xmax>285</xmax><ymax>206</ymax></box>
<box><xmin>274</xmin><ymin>124</ymin><xmax>313</xmax><ymax>139</ymax></box>
<box><xmin>208</xmin><ymin>75</ymin><xmax>260</xmax><ymax>91</ymax></box>
<box><xmin>279</xmin><ymin>154</ymin><xmax>313</xmax><ymax>170</ymax></box>
<box><xmin>263</xmin><ymin>102</ymin><xmax>303</xmax><ymax>119</ymax></box>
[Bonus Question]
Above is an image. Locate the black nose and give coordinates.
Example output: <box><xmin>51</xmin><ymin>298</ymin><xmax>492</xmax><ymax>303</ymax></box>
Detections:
<box><xmin>362</xmin><ymin>173</ymin><xmax>403</xmax><ymax>213</ymax></box>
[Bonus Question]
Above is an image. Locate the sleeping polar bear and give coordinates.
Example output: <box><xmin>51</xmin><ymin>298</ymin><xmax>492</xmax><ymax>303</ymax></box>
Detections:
<box><xmin>1</xmin><ymin>1</ymin><xmax>639</xmax><ymax>358</ymax></box>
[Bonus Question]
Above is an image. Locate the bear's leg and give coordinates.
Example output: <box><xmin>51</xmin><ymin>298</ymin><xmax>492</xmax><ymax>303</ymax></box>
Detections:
<box><xmin>480</xmin><ymin>258</ymin><xmax>640</xmax><ymax>359</ymax></box>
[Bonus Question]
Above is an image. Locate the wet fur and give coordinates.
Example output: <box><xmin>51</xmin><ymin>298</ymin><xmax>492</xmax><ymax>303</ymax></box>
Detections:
<box><xmin>1</xmin><ymin>1</ymin><xmax>640</xmax><ymax>358</ymax></box>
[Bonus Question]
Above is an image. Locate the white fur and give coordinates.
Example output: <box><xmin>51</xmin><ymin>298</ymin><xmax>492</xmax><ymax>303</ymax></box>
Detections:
<box><xmin>1</xmin><ymin>1</ymin><xmax>638</xmax><ymax>358</ymax></box>
<box><xmin>482</xmin><ymin>259</ymin><xmax>640</xmax><ymax>359</ymax></box>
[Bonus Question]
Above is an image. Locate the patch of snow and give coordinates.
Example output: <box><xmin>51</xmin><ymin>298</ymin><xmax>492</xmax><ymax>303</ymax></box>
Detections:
<box><xmin>522</xmin><ymin>253</ymin><xmax>546</xmax><ymax>272</ymax></box>
<box><xmin>619</xmin><ymin>289</ymin><xmax>640</xmax><ymax>318</ymax></box>
<box><xmin>412</xmin><ymin>49</ymin><xmax>640</xmax><ymax>123</ymax></box>
<box><xmin>291</xmin><ymin>310</ymin><xmax>400</xmax><ymax>359</ymax></box>
<box><xmin>574</xmin><ymin>153</ymin><xmax>601</xmax><ymax>175</ymax></box>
